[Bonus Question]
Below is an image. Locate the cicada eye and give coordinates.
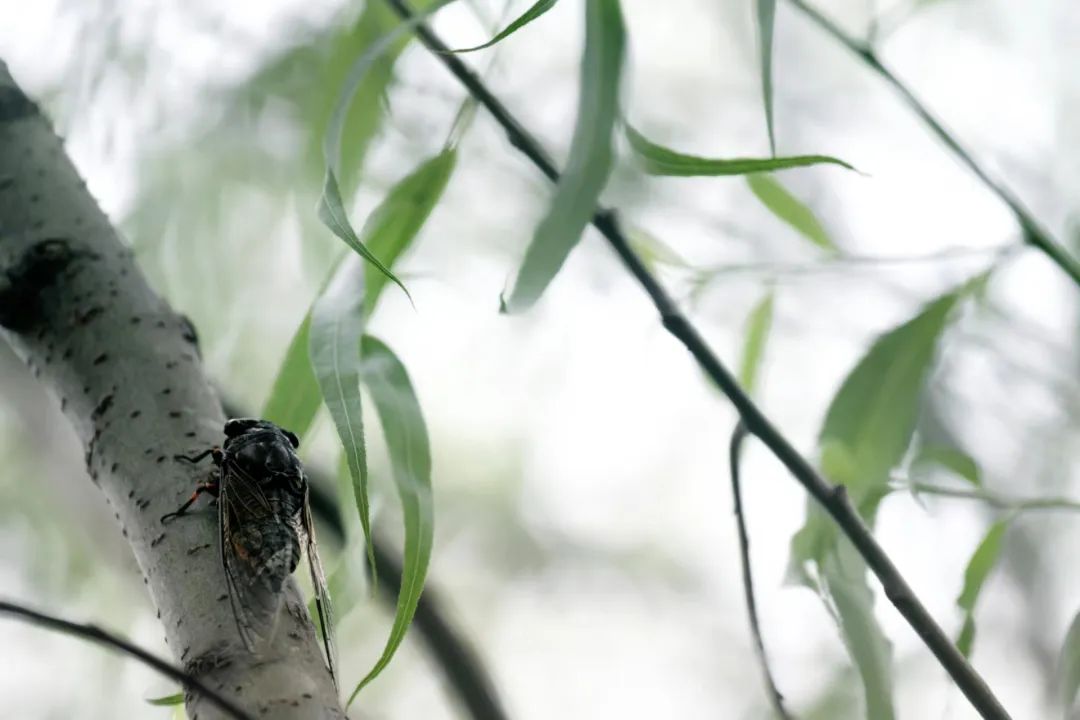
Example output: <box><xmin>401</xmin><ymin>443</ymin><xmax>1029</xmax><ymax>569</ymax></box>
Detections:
<box><xmin>284</xmin><ymin>430</ymin><xmax>300</xmax><ymax>449</ymax></box>
<box><xmin>224</xmin><ymin>418</ymin><xmax>261</xmax><ymax>437</ymax></box>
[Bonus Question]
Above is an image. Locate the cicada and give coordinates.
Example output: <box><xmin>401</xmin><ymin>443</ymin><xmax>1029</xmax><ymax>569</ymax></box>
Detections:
<box><xmin>162</xmin><ymin>418</ymin><xmax>336</xmax><ymax>686</ymax></box>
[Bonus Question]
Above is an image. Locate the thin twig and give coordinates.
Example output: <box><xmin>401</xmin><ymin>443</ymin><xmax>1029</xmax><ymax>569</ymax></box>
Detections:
<box><xmin>784</xmin><ymin>0</ymin><xmax>1080</xmax><ymax>290</ymax></box>
<box><xmin>729</xmin><ymin>423</ymin><xmax>794</xmax><ymax>720</ymax></box>
<box><xmin>894</xmin><ymin>480</ymin><xmax>1080</xmax><ymax>514</ymax></box>
<box><xmin>379</xmin><ymin>3</ymin><xmax>1013</xmax><ymax>718</ymax></box>
<box><xmin>0</xmin><ymin>599</ymin><xmax>253</xmax><ymax>720</ymax></box>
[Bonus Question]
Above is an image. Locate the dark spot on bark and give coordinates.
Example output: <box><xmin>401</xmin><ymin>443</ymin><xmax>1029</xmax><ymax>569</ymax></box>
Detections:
<box><xmin>0</xmin><ymin>177</ymin><xmax>12</xmax><ymax>191</ymax></box>
<box><xmin>110</xmin><ymin>462</ymin><xmax>118</xmax><ymax>473</ymax></box>
<box><xmin>121</xmin><ymin>528</ymin><xmax>127</xmax><ymax>537</ymax></box>
<box><xmin>82</xmin><ymin>385</ymin><xmax>90</xmax><ymax>394</ymax></box>
<box><xmin>181</xmin><ymin>646</ymin><xmax>190</xmax><ymax>661</ymax></box>
<box><xmin>165</xmin><ymin>360</ymin><xmax>177</xmax><ymax>369</ymax></box>
<box><xmin>128</xmin><ymin>490</ymin><xmax>134</xmax><ymax>498</ymax></box>
<box><xmin>0</xmin><ymin>86</ymin><xmax>38</xmax><ymax>123</ymax></box>
<box><xmin>130</xmin><ymin>409</ymin><xmax>141</xmax><ymax>419</ymax></box>
<box><xmin>109</xmin><ymin>288</ymin><xmax>117</xmax><ymax>298</ymax></box>
<box><xmin>150</xmin><ymin>533</ymin><xmax>165</xmax><ymax>547</ymax></box>
<box><xmin>92</xmin><ymin>353</ymin><xmax>108</xmax><ymax>365</ymax></box>
<box><xmin>145</xmin><ymin>448</ymin><xmax>154</xmax><ymax>455</ymax></box>
<box><xmin>187</xmin><ymin>543</ymin><xmax>211</xmax><ymax>556</ymax></box>
<box><xmin>302</xmin><ymin>693</ymin><xmax>312</xmax><ymax>699</ymax></box>
<box><xmin>156</xmin><ymin>455</ymin><xmax>166</xmax><ymax>463</ymax></box>
<box><xmin>73</xmin><ymin>305</ymin><xmax>104</xmax><ymax>326</ymax></box>
<box><xmin>155</xmin><ymin>319</ymin><xmax>166</xmax><ymax>329</ymax></box>
<box><xmin>0</xmin><ymin>239</ymin><xmax>96</xmax><ymax>331</ymax></box>
<box><xmin>169</xmin><ymin>411</ymin><xmax>181</xmax><ymax>418</ymax></box>
<box><xmin>178</xmin><ymin>314</ymin><xmax>200</xmax><ymax>352</ymax></box>
<box><xmin>91</xmin><ymin>393</ymin><xmax>114</xmax><ymax>421</ymax></box>
<box><xmin>130</xmin><ymin>316</ymin><xmax>141</xmax><ymax>325</ymax></box>
<box><xmin>216</xmin><ymin>593</ymin><xmax>228</xmax><ymax>602</ymax></box>
<box><xmin>185</xmin><ymin>431</ymin><xmax>196</xmax><ymax>438</ymax></box>
<box><xmin>235</xmin><ymin>686</ymin><xmax>242</xmax><ymax>693</ymax></box>
<box><xmin>59</xmin><ymin>397</ymin><xmax>66</xmax><ymax>411</ymax></box>
<box><xmin>28</xmin><ymin>193</ymin><xmax>39</xmax><ymax>203</ymax></box>
<box><xmin>62</xmin><ymin>348</ymin><xmax>72</xmax><ymax>360</ymax></box>
<box><xmin>161</xmin><ymin>388</ymin><xmax>171</xmax><ymax>395</ymax></box>
<box><xmin>136</xmin><ymin>498</ymin><xmax>150</xmax><ymax>510</ymax></box>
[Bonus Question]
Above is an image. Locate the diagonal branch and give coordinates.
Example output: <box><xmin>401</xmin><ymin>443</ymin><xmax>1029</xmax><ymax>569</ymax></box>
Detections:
<box><xmin>784</xmin><ymin>0</ymin><xmax>1080</xmax><ymax>290</ymax></box>
<box><xmin>728</xmin><ymin>423</ymin><xmax>793</xmax><ymax>720</ymax></box>
<box><xmin>0</xmin><ymin>599</ymin><xmax>253</xmax><ymax>720</ymax></box>
<box><xmin>377</xmin><ymin>2</ymin><xmax>1012</xmax><ymax>718</ymax></box>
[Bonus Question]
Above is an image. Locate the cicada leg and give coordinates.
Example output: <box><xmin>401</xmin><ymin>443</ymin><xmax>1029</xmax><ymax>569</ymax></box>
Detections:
<box><xmin>161</xmin><ymin>478</ymin><xmax>221</xmax><ymax>523</ymax></box>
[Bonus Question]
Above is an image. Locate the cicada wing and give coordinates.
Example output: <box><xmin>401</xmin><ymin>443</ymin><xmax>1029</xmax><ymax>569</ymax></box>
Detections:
<box><xmin>219</xmin><ymin>465</ymin><xmax>292</xmax><ymax>653</ymax></box>
<box><xmin>302</xmin><ymin>488</ymin><xmax>337</xmax><ymax>687</ymax></box>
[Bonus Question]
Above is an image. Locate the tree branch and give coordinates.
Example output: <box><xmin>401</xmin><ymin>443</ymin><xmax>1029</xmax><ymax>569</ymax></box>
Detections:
<box><xmin>729</xmin><ymin>424</ymin><xmax>793</xmax><ymax>720</ymax></box>
<box><xmin>0</xmin><ymin>599</ymin><xmax>254</xmax><ymax>720</ymax></box>
<box><xmin>377</xmin><ymin>3</ymin><xmax>1012</xmax><ymax>718</ymax></box>
<box><xmin>784</xmin><ymin>0</ymin><xmax>1080</xmax><ymax>290</ymax></box>
<box><xmin>0</xmin><ymin>62</ymin><xmax>343</xmax><ymax>719</ymax></box>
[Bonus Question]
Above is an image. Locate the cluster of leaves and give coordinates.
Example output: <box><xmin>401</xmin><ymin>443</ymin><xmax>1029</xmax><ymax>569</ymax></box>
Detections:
<box><xmin>179</xmin><ymin>0</ymin><xmax>1080</xmax><ymax>715</ymax></box>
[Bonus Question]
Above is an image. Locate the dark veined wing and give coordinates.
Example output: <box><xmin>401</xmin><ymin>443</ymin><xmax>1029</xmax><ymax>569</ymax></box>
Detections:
<box><xmin>219</xmin><ymin>460</ymin><xmax>294</xmax><ymax>652</ymax></box>
<box><xmin>302</xmin><ymin>487</ymin><xmax>337</xmax><ymax>688</ymax></box>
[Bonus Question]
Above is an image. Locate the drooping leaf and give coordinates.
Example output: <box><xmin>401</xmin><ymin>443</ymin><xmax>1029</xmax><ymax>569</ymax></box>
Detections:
<box><xmin>756</xmin><ymin>0</ymin><xmax>777</xmax><ymax>155</ymax></box>
<box><xmin>625</xmin><ymin>125</ymin><xmax>856</xmax><ymax>177</ymax></box>
<box><xmin>449</xmin><ymin>0</ymin><xmax>559</xmax><ymax>53</ymax></box>
<box><xmin>501</xmin><ymin>0</ymin><xmax>626</xmax><ymax>313</ymax></box>
<box><xmin>824</xmin><ymin>543</ymin><xmax>896</xmax><ymax>720</ymax></box>
<box><xmin>819</xmin><ymin>288</ymin><xmax>963</xmax><ymax>507</ymax></box>
<box><xmin>348</xmin><ymin>335</ymin><xmax>435</xmax><ymax>701</ymax></box>
<box><xmin>318</xmin><ymin>0</ymin><xmax>457</xmax><ymax>302</ymax></box>
<box><xmin>787</xmin><ymin>285</ymin><xmax>972</xmax><ymax>719</ymax></box>
<box><xmin>739</xmin><ymin>290</ymin><xmax>775</xmax><ymax>396</ymax></box>
<box><xmin>912</xmin><ymin>445</ymin><xmax>982</xmax><ymax>487</ymax></box>
<box><xmin>145</xmin><ymin>693</ymin><xmax>184</xmax><ymax>706</ymax></box>
<box><xmin>625</xmin><ymin>224</ymin><xmax>690</xmax><ymax>271</ymax></box>
<box><xmin>955</xmin><ymin>519</ymin><xmax>1008</xmax><ymax>657</ymax></box>
<box><xmin>262</xmin><ymin>314</ymin><xmax>321</xmax><ymax>438</ymax></box>
<box><xmin>746</xmin><ymin>173</ymin><xmax>837</xmax><ymax>252</ymax></box>
<box><xmin>362</xmin><ymin>148</ymin><xmax>458</xmax><ymax>314</ymax></box>
<box><xmin>309</xmin><ymin>259</ymin><xmax>375</xmax><ymax>574</ymax></box>
<box><xmin>1058</xmin><ymin>608</ymin><xmax>1080</xmax><ymax>712</ymax></box>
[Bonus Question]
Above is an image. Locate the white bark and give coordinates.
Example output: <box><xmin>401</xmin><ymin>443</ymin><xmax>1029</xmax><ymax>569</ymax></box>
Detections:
<box><xmin>0</xmin><ymin>61</ymin><xmax>345</xmax><ymax>719</ymax></box>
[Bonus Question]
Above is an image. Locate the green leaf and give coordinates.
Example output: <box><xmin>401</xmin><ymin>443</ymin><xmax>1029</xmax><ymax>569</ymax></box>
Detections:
<box><xmin>824</xmin><ymin>542</ymin><xmax>896</xmax><ymax>720</ymax></box>
<box><xmin>912</xmin><ymin>445</ymin><xmax>982</xmax><ymax>487</ymax></box>
<box><xmin>362</xmin><ymin>149</ymin><xmax>458</xmax><ymax>314</ymax></box>
<box><xmin>625</xmin><ymin>225</ymin><xmax>690</xmax><ymax>271</ymax></box>
<box><xmin>309</xmin><ymin>260</ymin><xmax>375</xmax><ymax>576</ymax></box>
<box><xmin>262</xmin><ymin>314</ymin><xmax>321</xmax><ymax>437</ymax></box>
<box><xmin>348</xmin><ymin>335</ymin><xmax>435</xmax><ymax>701</ymax></box>
<box><xmin>955</xmin><ymin>520</ymin><xmax>1008</xmax><ymax>657</ymax></box>
<box><xmin>1058</xmin><ymin>608</ymin><xmax>1080</xmax><ymax>712</ymax></box>
<box><xmin>738</xmin><ymin>290</ymin><xmax>775</xmax><ymax>395</ymax></box>
<box><xmin>145</xmin><ymin>693</ymin><xmax>184</xmax><ymax>706</ymax></box>
<box><xmin>819</xmin><ymin>288</ymin><xmax>963</xmax><ymax>507</ymax></box>
<box><xmin>449</xmin><ymin>0</ymin><xmax>559</xmax><ymax>53</ymax></box>
<box><xmin>756</xmin><ymin>0</ymin><xmax>777</xmax><ymax>155</ymax></box>
<box><xmin>501</xmin><ymin>0</ymin><xmax>626</xmax><ymax>313</ymax></box>
<box><xmin>746</xmin><ymin>173</ymin><xmax>837</xmax><ymax>252</ymax></box>
<box><xmin>625</xmin><ymin>125</ymin><xmax>856</xmax><ymax>177</ymax></box>
<box><xmin>318</xmin><ymin>0</ymin><xmax>457</xmax><ymax>303</ymax></box>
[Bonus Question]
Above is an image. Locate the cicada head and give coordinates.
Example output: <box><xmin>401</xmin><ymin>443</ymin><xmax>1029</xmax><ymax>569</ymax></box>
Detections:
<box><xmin>224</xmin><ymin>417</ymin><xmax>300</xmax><ymax>448</ymax></box>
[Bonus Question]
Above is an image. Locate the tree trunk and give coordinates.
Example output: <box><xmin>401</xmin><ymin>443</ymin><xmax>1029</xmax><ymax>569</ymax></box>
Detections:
<box><xmin>0</xmin><ymin>61</ymin><xmax>345</xmax><ymax>719</ymax></box>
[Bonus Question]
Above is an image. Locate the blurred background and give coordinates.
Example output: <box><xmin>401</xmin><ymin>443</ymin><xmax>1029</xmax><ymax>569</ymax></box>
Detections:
<box><xmin>1</xmin><ymin>0</ymin><xmax>1079</xmax><ymax>717</ymax></box>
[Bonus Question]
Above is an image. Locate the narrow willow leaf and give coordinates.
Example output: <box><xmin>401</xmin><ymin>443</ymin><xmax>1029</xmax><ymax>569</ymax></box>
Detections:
<box><xmin>756</xmin><ymin>0</ymin><xmax>777</xmax><ymax>155</ymax></box>
<box><xmin>739</xmin><ymin>290</ymin><xmax>775</xmax><ymax>396</ymax></box>
<box><xmin>363</xmin><ymin>149</ymin><xmax>458</xmax><ymax>314</ymax></box>
<box><xmin>824</xmin><ymin>543</ymin><xmax>897</xmax><ymax>720</ymax></box>
<box><xmin>318</xmin><ymin>0</ymin><xmax>457</xmax><ymax>301</ymax></box>
<box><xmin>912</xmin><ymin>445</ymin><xmax>982</xmax><ymax>487</ymax></box>
<box><xmin>449</xmin><ymin>0</ymin><xmax>559</xmax><ymax>53</ymax></box>
<box><xmin>819</xmin><ymin>288</ymin><xmax>963</xmax><ymax>507</ymax></box>
<box><xmin>309</xmin><ymin>260</ymin><xmax>375</xmax><ymax>574</ymax></box>
<box><xmin>1058</xmin><ymin>609</ymin><xmax>1080</xmax><ymax>712</ymax></box>
<box><xmin>501</xmin><ymin>0</ymin><xmax>626</xmax><ymax>313</ymax></box>
<box><xmin>262</xmin><ymin>314</ymin><xmax>321</xmax><ymax>437</ymax></box>
<box><xmin>955</xmin><ymin>520</ymin><xmax>1008</xmax><ymax>657</ymax></box>
<box><xmin>625</xmin><ymin>125</ymin><xmax>856</xmax><ymax>177</ymax></box>
<box><xmin>145</xmin><ymin>693</ymin><xmax>184</xmax><ymax>706</ymax></box>
<box><xmin>746</xmin><ymin>173</ymin><xmax>837</xmax><ymax>252</ymax></box>
<box><xmin>625</xmin><ymin>225</ymin><xmax>690</xmax><ymax>271</ymax></box>
<box><xmin>349</xmin><ymin>335</ymin><xmax>435</xmax><ymax>701</ymax></box>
